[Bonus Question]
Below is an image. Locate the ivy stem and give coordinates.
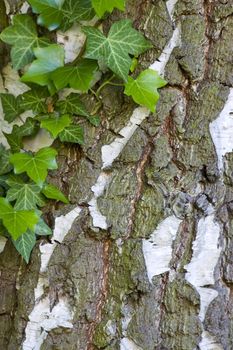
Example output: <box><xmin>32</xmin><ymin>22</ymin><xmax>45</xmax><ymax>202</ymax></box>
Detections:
<box><xmin>96</xmin><ymin>75</ymin><xmax>124</xmax><ymax>97</ymax></box>
<box><xmin>90</xmin><ymin>88</ymin><xmax>100</xmax><ymax>101</ymax></box>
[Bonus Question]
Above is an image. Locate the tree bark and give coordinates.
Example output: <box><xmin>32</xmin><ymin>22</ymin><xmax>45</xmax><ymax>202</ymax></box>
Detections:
<box><xmin>0</xmin><ymin>0</ymin><xmax>233</xmax><ymax>349</ymax></box>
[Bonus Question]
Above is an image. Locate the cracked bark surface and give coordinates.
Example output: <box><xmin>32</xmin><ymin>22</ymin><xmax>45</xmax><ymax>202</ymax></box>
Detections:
<box><xmin>0</xmin><ymin>0</ymin><xmax>233</xmax><ymax>349</ymax></box>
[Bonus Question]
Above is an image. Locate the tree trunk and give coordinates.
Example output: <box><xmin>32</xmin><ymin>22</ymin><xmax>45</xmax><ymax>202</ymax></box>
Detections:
<box><xmin>1</xmin><ymin>0</ymin><xmax>233</xmax><ymax>349</ymax></box>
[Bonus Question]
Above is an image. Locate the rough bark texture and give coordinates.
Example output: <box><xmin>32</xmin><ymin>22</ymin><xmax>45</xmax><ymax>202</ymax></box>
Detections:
<box><xmin>0</xmin><ymin>0</ymin><xmax>233</xmax><ymax>349</ymax></box>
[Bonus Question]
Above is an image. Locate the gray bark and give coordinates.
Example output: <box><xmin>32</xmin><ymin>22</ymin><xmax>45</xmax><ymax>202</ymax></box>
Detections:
<box><xmin>0</xmin><ymin>0</ymin><xmax>233</xmax><ymax>349</ymax></box>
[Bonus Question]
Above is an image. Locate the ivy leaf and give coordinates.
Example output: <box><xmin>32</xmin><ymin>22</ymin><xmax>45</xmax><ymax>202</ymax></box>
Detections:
<box><xmin>51</xmin><ymin>59</ymin><xmax>98</xmax><ymax>92</ymax></box>
<box><xmin>124</xmin><ymin>69</ymin><xmax>167</xmax><ymax>112</ymax></box>
<box><xmin>27</xmin><ymin>0</ymin><xmax>64</xmax><ymax>31</ymax></box>
<box><xmin>56</xmin><ymin>93</ymin><xmax>99</xmax><ymax>126</ymax></box>
<box><xmin>0</xmin><ymin>94</ymin><xmax>22</xmax><ymax>122</ymax></box>
<box><xmin>6</xmin><ymin>174</ymin><xmax>25</xmax><ymax>187</ymax></box>
<box><xmin>42</xmin><ymin>183</ymin><xmax>69</xmax><ymax>203</ymax></box>
<box><xmin>61</xmin><ymin>0</ymin><xmax>94</xmax><ymax>30</ymax></box>
<box><xmin>10</xmin><ymin>147</ymin><xmax>58</xmax><ymax>186</ymax></box>
<box><xmin>12</xmin><ymin>230</ymin><xmax>36</xmax><ymax>263</ymax></box>
<box><xmin>0</xmin><ymin>14</ymin><xmax>49</xmax><ymax>69</ymax></box>
<box><xmin>40</xmin><ymin>114</ymin><xmax>71</xmax><ymax>138</ymax></box>
<box><xmin>56</xmin><ymin>93</ymin><xmax>89</xmax><ymax>116</ymax></box>
<box><xmin>21</xmin><ymin>45</ymin><xmax>64</xmax><ymax>89</ymax></box>
<box><xmin>21</xmin><ymin>87</ymin><xmax>49</xmax><ymax>113</ymax></box>
<box><xmin>0</xmin><ymin>145</ymin><xmax>13</xmax><ymax>175</ymax></box>
<box><xmin>0</xmin><ymin>198</ymin><xmax>39</xmax><ymax>240</ymax></box>
<box><xmin>59</xmin><ymin>125</ymin><xmax>84</xmax><ymax>144</ymax></box>
<box><xmin>83</xmin><ymin>19</ymin><xmax>152</xmax><ymax>81</ymax></box>
<box><xmin>35</xmin><ymin>217</ymin><xmax>52</xmax><ymax>236</ymax></box>
<box><xmin>3</xmin><ymin>119</ymin><xmax>40</xmax><ymax>153</ymax></box>
<box><xmin>28</xmin><ymin>0</ymin><xmax>94</xmax><ymax>31</ymax></box>
<box><xmin>16</xmin><ymin>118</ymin><xmax>40</xmax><ymax>138</ymax></box>
<box><xmin>91</xmin><ymin>0</ymin><xmax>125</xmax><ymax>18</ymax></box>
<box><xmin>6</xmin><ymin>183</ymin><xmax>45</xmax><ymax>210</ymax></box>
<box><xmin>3</xmin><ymin>128</ymin><xmax>23</xmax><ymax>152</ymax></box>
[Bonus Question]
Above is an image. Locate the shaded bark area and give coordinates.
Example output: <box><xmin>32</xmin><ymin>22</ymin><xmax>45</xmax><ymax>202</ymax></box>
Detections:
<box><xmin>0</xmin><ymin>0</ymin><xmax>233</xmax><ymax>349</ymax></box>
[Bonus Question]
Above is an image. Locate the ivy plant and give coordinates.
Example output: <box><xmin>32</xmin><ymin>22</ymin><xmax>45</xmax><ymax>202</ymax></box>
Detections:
<box><xmin>0</xmin><ymin>0</ymin><xmax>166</xmax><ymax>263</ymax></box>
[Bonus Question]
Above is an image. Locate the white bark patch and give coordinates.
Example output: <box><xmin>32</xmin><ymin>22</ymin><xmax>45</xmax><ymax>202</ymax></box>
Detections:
<box><xmin>23</xmin><ymin>297</ymin><xmax>73</xmax><ymax>350</ymax></box>
<box><xmin>209</xmin><ymin>88</ymin><xmax>233</xmax><ymax>170</ymax></box>
<box><xmin>57</xmin><ymin>24</ymin><xmax>86</xmax><ymax>63</ymax></box>
<box><xmin>150</xmin><ymin>25</ymin><xmax>181</xmax><ymax>78</ymax></box>
<box><xmin>166</xmin><ymin>0</ymin><xmax>179</xmax><ymax>20</ymax></box>
<box><xmin>102</xmin><ymin>107</ymin><xmax>150</xmax><ymax>169</ymax></box>
<box><xmin>142</xmin><ymin>216</ymin><xmax>181</xmax><ymax>282</ymax></box>
<box><xmin>120</xmin><ymin>338</ymin><xmax>143</xmax><ymax>350</ymax></box>
<box><xmin>23</xmin><ymin>207</ymin><xmax>81</xmax><ymax>350</ymax></box>
<box><xmin>0</xmin><ymin>236</ymin><xmax>7</xmax><ymax>253</ymax></box>
<box><xmin>199</xmin><ymin>331</ymin><xmax>224</xmax><ymax>350</ymax></box>
<box><xmin>185</xmin><ymin>212</ymin><xmax>222</xmax><ymax>348</ymax></box>
<box><xmin>88</xmin><ymin>173</ymin><xmax>112</xmax><ymax>229</ymax></box>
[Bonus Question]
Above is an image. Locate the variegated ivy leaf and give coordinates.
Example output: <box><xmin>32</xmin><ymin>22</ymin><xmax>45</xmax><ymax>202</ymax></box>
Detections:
<box><xmin>124</xmin><ymin>69</ymin><xmax>167</xmax><ymax>112</ymax></box>
<box><xmin>91</xmin><ymin>0</ymin><xmax>125</xmax><ymax>18</ymax></box>
<box><xmin>0</xmin><ymin>14</ymin><xmax>49</xmax><ymax>69</ymax></box>
<box><xmin>21</xmin><ymin>87</ymin><xmax>49</xmax><ymax>114</ymax></box>
<box><xmin>59</xmin><ymin>125</ymin><xmax>84</xmax><ymax>144</ymax></box>
<box><xmin>6</xmin><ymin>183</ymin><xmax>45</xmax><ymax>210</ymax></box>
<box><xmin>3</xmin><ymin>118</ymin><xmax>40</xmax><ymax>153</ymax></box>
<box><xmin>83</xmin><ymin>19</ymin><xmax>152</xmax><ymax>81</ymax></box>
<box><xmin>0</xmin><ymin>198</ymin><xmax>39</xmax><ymax>240</ymax></box>
<box><xmin>35</xmin><ymin>217</ymin><xmax>52</xmax><ymax>236</ymax></box>
<box><xmin>10</xmin><ymin>147</ymin><xmax>58</xmax><ymax>186</ymax></box>
<box><xmin>0</xmin><ymin>93</ymin><xmax>23</xmax><ymax>122</ymax></box>
<box><xmin>12</xmin><ymin>230</ymin><xmax>36</xmax><ymax>263</ymax></box>
<box><xmin>56</xmin><ymin>94</ymin><xmax>100</xmax><ymax>126</ymax></box>
<box><xmin>0</xmin><ymin>145</ymin><xmax>13</xmax><ymax>176</ymax></box>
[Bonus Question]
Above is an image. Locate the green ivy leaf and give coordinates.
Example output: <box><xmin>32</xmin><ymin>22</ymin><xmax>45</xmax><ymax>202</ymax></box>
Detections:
<box><xmin>21</xmin><ymin>87</ymin><xmax>49</xmax><ymax>113</ymax></box>
<box><xmin>0</xmin><ymin>220</ymin><xmax>8</xmax><ymax>237</ymax></box>
<box><xmin>40</xmin><ymin>113</ymin><xmax>71</xmax><ymax>138</ymax></box>
<box><xmin>35</xmin><ymin>217</ymin><xmax>52</xmax><ymax>236</ymax></box>
<box><xmin>10</xmin><ymin>147</ymin><xmax>58</xmax><ymax>186</ymax></box>
<box><xmin>83</xmin><ymin>19</ymin><xmax>152</xmax><ymax>81</ymax></box>
<box><xmin>21</xmin><ymin>45</ymin><xmax>64</xmax><ymax>90</ymax></box>
<box><xmin>59</xmin><ymin>125</ymin><xmax>84</xmax><ymax>144</ymax></box>
<box><xmin>12</xmin><ymin>230</ymin><xmax>36</xmax><ymax>263</ymax></box>
<box><xmin>42</xmin><ymin>183</ymin><xmax>69</xmax><ymax>203</ymax></box>
<box><xmin>91</xmin><ymin>0</ymin><xmax>125</xmax><ymax>18</ymax></box>
<box><xmin>6</xmin><ymin>183</ymin><xmax>45</xmax><ymax>210</ymax></box>
<box><xmin>0</xmin><ymin>145</ymin><xmax>13</xmax><ymax>175</ymax></box>
<box><xmin>124</xmin><ymin>69</ymin><xmax>167</xmax><ymax>112</ymax></box>
<box><xmin>51</xmin><ymin>59</ymin><xmax>98</xmax><ymax>92</ymax></box>
<box><xmin>0</xmin><ymin>93</ymin><xmax>22</xmax><ymax>122</ymax></box>
<box><xmin>27</xmin><ymin>0</ymin><xmax>64</xmax><ymax>31</ymax></box>
<box><xmin>0</xmin><ymin>198</ymin><xmax>39</xmax><ymax>240</ymax></box>
<box><xmin>0</xmin><ymin>14</ymin><xmax>49</xmax><ymax>69</ymax></box>
<box><xmin>28</xmin><ymin>0</ymin><xmax>94</xmax><ymax>31</ymax></box>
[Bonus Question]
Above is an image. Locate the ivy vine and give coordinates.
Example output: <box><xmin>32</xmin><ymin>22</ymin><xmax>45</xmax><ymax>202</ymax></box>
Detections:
<box><xmin>0</xmin><ymin>0</ymin><xmax>166</xmax><ymax>262</ymax></box>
